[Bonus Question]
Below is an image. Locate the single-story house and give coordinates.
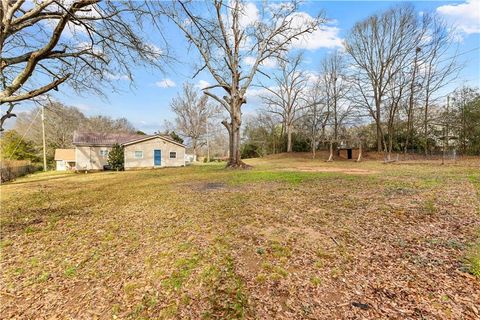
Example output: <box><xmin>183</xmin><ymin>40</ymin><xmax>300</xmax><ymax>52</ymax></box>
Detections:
<box><xmin>72</xmin><ymin>131</ymin><xmax>186</xmax><ymax>170</ymax></box>
<box><xmin>54</xmin><ymin>149</ymin><xmax>76</xmax><ymax>171</ymax></box>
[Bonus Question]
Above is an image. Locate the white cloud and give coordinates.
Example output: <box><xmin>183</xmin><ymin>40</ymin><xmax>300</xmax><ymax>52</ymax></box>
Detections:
<box><xmin>144</xmin><ymin>43</ymin><xmax>163</xmax><ymax>59</ymax></box>
<box><xmin>289</xmin><ymin>13</ymin><xmax>344</xmax><ymax>50</ymax></box>
<box><xmin>262</xmin><ymin>58</ymin><xmax>277</xmax><ymax>68</ymax></box>
<box><xmin>155</xmin><ymin>78</ymin><xmax>176</xmax><ymax>88</ymax></box>
<box><xmin>245</xmin><ymin>87</ymin><xmax>270</xmax><ymax>98</ymax></box>
<box><xmin>195</xmin><ymin>80</ymin><xmax>211</xmax><ymax>89</ymax></box>
<box><xmin>44</xmin><ymin>3</ymin><xmax>100</xmax><ymax>38</ymax></box>
<box><xmin>305</xmin><ymin>71</ymin><xmax>320</xmax><ymax>84</ymax></box>
<box><xmin>239</xmin><ymin>2</ymin><xmax>259</xmax><ymax>29</ymax></box>
<box><xmin>245</xmin><ymin>86</ymin><xmax>272</xmax><ymax>105</ymax></box>
<box><xmin>243</xmin><ymin>56</ymin><xmax>256</xmax><ymax>66</ymax></box>
<box><xmin>104</xmin><ymin>72</ymin><xmax>130</xmax><ymax>81</ymax></box>
<box><xmin>437</xmin><ymin>0</ymin><xmax>480</xmax><ymax>34</ymax></box>
<box><xmin>243</xmin><ymin>56</ymin><xmax>277</xmax><ymax>68</ymax></box>
<box><xmin>75</xmin><ymin>42</ymin><xmax>104</xmax><ymax>56</ymax></box>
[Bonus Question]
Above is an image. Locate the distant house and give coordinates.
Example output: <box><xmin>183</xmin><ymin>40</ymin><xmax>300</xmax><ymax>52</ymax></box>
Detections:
<box><xmin>73</xmin><ymin>131</ymin><xmax>186</xmax><ymax>170</ymax></box>
<box><xmin>54</xmin><ymin>149</ymin><xmax>76</xmax><ymax>171</ymax></box>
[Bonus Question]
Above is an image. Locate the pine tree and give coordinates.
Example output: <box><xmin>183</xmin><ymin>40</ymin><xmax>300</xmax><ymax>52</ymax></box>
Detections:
<box><xmin>0</xmin><ymin>130</ymin><xmax>39</xmax><ymax>162</ymax></box>
<box><xmin>168</xmin><ymin>131</ymin><xmax>184</xmax><ymax>144</ymax></box>
<box><xmin>107</xmin><ymin>143</ymin><xmax>124</xmax><ymax>171</ymax></box>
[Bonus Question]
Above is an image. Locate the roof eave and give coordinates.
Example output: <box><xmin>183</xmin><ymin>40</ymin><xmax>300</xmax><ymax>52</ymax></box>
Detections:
<box><xmin>122</xmin><ymin>135</ymin><xmax>186</xmax><ymax>148</ymax></box>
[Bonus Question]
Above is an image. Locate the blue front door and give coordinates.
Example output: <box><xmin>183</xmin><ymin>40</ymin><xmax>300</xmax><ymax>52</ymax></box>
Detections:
<box><xmin>154</xmin><ymin>150</ymin><xmax>161</xmax><ymax>166</ymax></box>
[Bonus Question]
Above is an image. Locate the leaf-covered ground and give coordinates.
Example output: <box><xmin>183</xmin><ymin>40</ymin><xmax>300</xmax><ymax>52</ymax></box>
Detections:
<box><xmin>1</xmin><ymin>156</ymin><xmax>479</xmax><ymax>319</ymax></box>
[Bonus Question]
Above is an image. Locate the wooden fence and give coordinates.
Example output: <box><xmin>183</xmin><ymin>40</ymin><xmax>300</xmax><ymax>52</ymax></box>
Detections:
<box><xmin>0</xmin><ymin>160</ymin><xmax>37</xmax><ymax>183</ymax></box>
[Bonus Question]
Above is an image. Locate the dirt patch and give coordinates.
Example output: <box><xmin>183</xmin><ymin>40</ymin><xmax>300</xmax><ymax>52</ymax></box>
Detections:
<box><xmin>280</xmin><ymin>166</ymin><xmax>378</xmax><ymax>175</ymax></box>
<box><xmin>203</xmin><ymin>182</ymin><xmax>227</xmax><ymax>190</ymax></box>
<box><xmin>184</xmin><ymin>181</ymin><xmax>228</xmax><ymax>192</ymax></box>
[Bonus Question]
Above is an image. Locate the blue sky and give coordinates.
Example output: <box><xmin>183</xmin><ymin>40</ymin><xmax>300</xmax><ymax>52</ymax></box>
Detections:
<box><xmin>12</xmin><ymin>0</ymin><xmax>480</xmax><ymax>133</ymax></box>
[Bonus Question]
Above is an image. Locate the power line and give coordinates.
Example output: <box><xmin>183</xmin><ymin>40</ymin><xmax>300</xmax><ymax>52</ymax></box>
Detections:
<box><xmin>7</xmin><ymin>108</ymin><xmax>41</xmax><ymax>160</ymax></box>
<box><xmin>438</xmin><ymin>46</ymin><xmax>480</xmax><ymax>64</ymax></box>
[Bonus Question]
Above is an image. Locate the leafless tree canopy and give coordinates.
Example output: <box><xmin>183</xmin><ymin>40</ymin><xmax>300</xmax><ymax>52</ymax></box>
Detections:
<box><xmin>159</xmin><ymin>0</ymin><xmax>324</xmax><ymax>167</ymax></box>
<box><xmin>345</xmin><ymin>5</ymin><xmax>419</xmax><ymax>153</ymax></box>
<box><xmin>170</xmin><ymin>83</ymin><xmax>221</xmax><ymax>158</ymax></box>
<box><xmin>261</xmin><ymin>54</ymin><xmax>307</xmax><ymax>153</ymax></box>
<box><xmin>0</xmin><ymin>0</ymin><xmax>167</xmax><ymax>130</ymax></box>
<box><xmin>345</xmin><ymin>4</ymin><xmax>459</xmax><ymax>158</ymax></box>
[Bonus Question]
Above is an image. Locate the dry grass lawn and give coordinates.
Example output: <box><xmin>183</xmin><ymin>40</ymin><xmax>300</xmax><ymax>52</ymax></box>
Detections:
<box><xmin>1</xmin><ymin>156</ymin><xmax>479</xmax><ymax>319</ymax></box>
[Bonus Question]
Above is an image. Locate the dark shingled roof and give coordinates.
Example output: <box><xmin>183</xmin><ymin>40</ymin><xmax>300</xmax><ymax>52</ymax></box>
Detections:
<box><xmin>73</xmin><ymin>131</ymin><xmax>154</xmax><ymax>146</ymax></box>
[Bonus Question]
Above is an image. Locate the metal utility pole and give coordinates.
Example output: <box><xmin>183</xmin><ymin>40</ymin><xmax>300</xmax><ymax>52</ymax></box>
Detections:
<box><xmin>41</xmin><ymin>105</ymin><xmax>47</xmax><ymax>171</ymax></box>
<box><xmin>206</xmin><ymin>117</ymin><xmax>210</xmax><ymax>162</ymax></box>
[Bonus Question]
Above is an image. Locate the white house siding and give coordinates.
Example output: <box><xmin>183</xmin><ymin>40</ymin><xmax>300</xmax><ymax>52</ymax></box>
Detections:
<box><xmin>56</xmin><ymin>160</ymin><xmax>66</xmax><ymax>171</ymax></box>
<box><xmin>75</xmin><ymin>146</ymin><xmax>111</xmax><ymax>170</ymax></box>
<box><xmin>124</xmin><ymin>137</ymin><xmax>185</xmax><ymax>170</ymax></box>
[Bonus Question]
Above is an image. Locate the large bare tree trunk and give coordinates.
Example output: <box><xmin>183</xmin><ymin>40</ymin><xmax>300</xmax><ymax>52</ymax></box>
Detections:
<box><xmin>404</xmin><ymin>48</ymin><xmax>420</xmax><ymax>154</ymax></box>
<box><xmin>192</xmin><ymin>138</ymin><xmax>198</xmax><ymax>161</ymax></box>
<box><xmin>311</xmin><ymin>136</ymin><xmax>316</xmax><ymax>158</ymax></box>
<box><xmin>424</xmin><ymin>94</ymin><xmax>430</xmax><ymax>157</ymax></box>
<box><xmin>376</xmin><ymin>105</ymin><xmax>382</xmax><ymax>152</ymax></box>
<box><xmin>356</xmin><ymin>143</ymin><xmax>363</xmax><ymax>162</ymax></box>
<box><xmin>223</xmin><ymin>101</ymin><xmax>249</xmax><ymax>168</ymax></box>
<box><xmin>327</xmin><ymin>140</ymin><xmax>334</xmax><ymax>162</ymax></box>
<box><xmin>287</xmin><ymin>125</ymin><xmax>293</xmax><ymax>153</ymax></box>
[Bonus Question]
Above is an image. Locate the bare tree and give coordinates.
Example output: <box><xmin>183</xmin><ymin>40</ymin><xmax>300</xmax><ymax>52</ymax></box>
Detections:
<box><xmin>170</xmin><ymin>83</ymin><xmax>220</xmax><ymax>160</ymax></box>
<box><xmin>302</xmin><ymin>78</ymin><xmax>328</xmax><ymax>158</ymax></box>
<box><xmin>383</xmin><ymin>64</ymin><xmax>408</xmax><ymax>161</ymax></box>
<box><xmin>345</xmin><ymin>4</ymin><xmax>418</xmax><ymax>152</ymax></box>
<box><xmin>261</xmin><ymin>54</ymin><xmax>308</xmax><ymax>153</ymax></box>
<box><xmin>159</xmin><ymin>0</ymin><xmax>323</xmax><ymax>167</ymax></box>
<box><xmin>403</xmin><ymin>46</ymin><xmax>421</xmax><ymax>154</ymax></box>
<box><xmin>450</xmin><ymin>86</ymin><xmax>480</xmax><ymax>155</ymax></box>
<box><xmin>0</xmin><ymin>0</ymin><xmax>166</xmax><ymax>130</ymax></box>
<box><xmin>80</xmin><ymin>115</ymin><xmax>136</xmax><ymax>134</ymax></box>
<box><xmin>320</xmin><ymin>51</ymin><xmax>352</xmax><ymax>161</ymax></box>
<box><xmin>416</xmin><ymin>13</ymin><xmax>460</xmax><ymax>155</ymax></box>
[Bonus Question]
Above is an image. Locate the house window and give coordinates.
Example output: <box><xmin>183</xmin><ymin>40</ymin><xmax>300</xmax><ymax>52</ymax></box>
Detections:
<box><xmin>169</xmin><ymin>151</ymin><xmax>177</xmax><ymax>159</ymax></box>
<box><xmin>134</xmin><ymin>151</ymin><xmax>143</xmax><ymax>159</ymax></box>
<box><xmin>99</xmin><ymin>149</ymin><xmax>109</xmax><ymax>157</ymax></box>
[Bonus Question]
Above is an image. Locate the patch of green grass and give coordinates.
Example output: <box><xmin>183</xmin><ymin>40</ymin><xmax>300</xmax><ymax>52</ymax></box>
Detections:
<box><xmin>0</xmin><ymin>239</ymin><xmax>13</xmax><ymax>250</ymax></box>
<box><xmin>29</xmin><ymin>257</ymin><xmax>39</xmax><ymax>267</ymax></box>
<box><xmin>417</xmin><ymin>178</ymin><xmax>442</xmax><ymax>189</ymax></box>
<box><xmin>270</xmin><ymin>242</ymin><xmax>291</xmax><ymax>258</ymax></box>
<box><xmin>424</xmin><ymin>198</ymin><xmax>437</xmax><ymax>215</ymax></box>
<box><xmin>37</xmin><ymin>271</ymin><xmax>50</xmax><ymax>282</ymax></box>
<box><xmin>228</xmin><ymin>170</ymin><xmax>333</xmax><ymax>186</ymax></box>
<box><xmin>469</xmin><ymin>175</ymin><xmax>480</xmax><ymax>196</ymax></box>
<box><xmin>316</xmin><ymin>248</ymin><xmax>334</xmax><ymax>260</ymax></box>
<box><xmin>261</xmin><ymin>261</ymin><xmax>288</xmax><ymax>280</ymax></box>
<box><xmin>200</xmin><ymin>249</ymin><xmax>248</xmax><ymax>319</ymax></box>
<box><xmin>310</xmin><ymin>276</ymin><xmax>322</xmax><ymax>286</ymax></box>
<box><xmin>64</xmin><ymin>266</ymin><xmax>77</xmax><ymax>277</ymax></box>
<box><xmin>465</xmin><ymin>240</ymin><xmax>480</xmax><ymax>278</ymax></box>
<box><xmin>123</xmin><ymin>291</ymin><xmax>161</xmax><ymax>319</ymax></box>
<box><xmin>162</xmin><ymin>255</ymin><xmax>200</xmax><ymax>291</ymax></box>
<box><xmin>24</xmin><ymin>226</ymin><xmax>36</xmax><ymax>234</ymax></box>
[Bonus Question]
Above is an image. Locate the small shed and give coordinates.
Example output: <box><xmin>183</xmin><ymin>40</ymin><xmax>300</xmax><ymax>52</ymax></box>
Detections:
<box><xmin>54</xmin><ymin>149</ymin><xmax>76</xmax><ymax>171</ymax></box>
<box><xmin>338</xmin><ymin>148</ymin><xmax>360</xmax><ymax>160</ymax></box>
